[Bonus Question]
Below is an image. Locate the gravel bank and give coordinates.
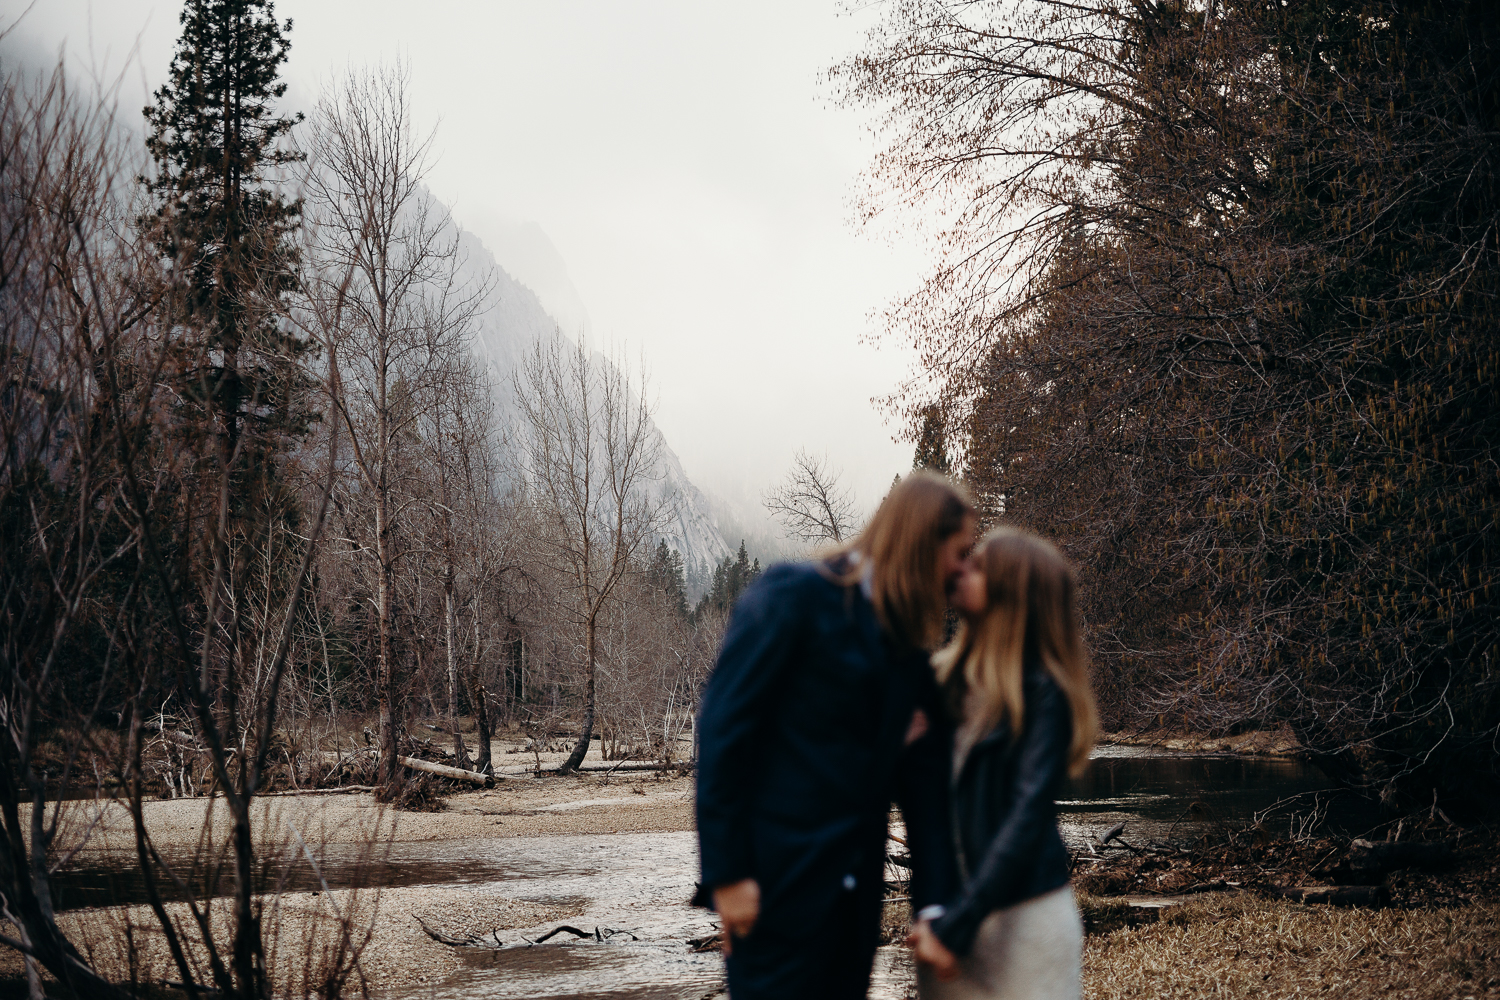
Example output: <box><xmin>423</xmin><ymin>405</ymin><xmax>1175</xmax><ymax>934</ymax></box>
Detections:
<box><xmin>32</xmin><ymin>772</ymin><xmax>694</xmax><ymax>854</ymax></box>
<box><xmin>3</xmin><ymin>772</ymin><xmax>696</xmax><ymax>992</ymax></box>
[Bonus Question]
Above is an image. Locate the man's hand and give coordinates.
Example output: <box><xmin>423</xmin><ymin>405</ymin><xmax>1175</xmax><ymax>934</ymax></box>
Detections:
<box><xmin>712</xmin><ymin>878</ymin><xmax>760</xmax><ymax>956</ymax></box>
<box><xmin>906</xmin><ymin>919</ymin><xmax>960</xmax><ymax>981</ymax></box>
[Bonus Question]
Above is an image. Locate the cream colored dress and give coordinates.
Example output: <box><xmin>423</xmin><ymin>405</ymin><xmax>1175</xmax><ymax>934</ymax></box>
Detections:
<box><xmin>919</xmin><ymin>688</ymin><xmax>1083</xmax><ymax>999</ymax></box>
<box><xmin>917</xmin><ymin>886</ymin><xmax>1082</xmax><ymax>1000</ymax></box>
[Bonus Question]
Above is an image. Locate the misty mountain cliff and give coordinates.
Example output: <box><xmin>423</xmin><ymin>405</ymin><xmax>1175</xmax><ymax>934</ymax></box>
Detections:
<box><xmin>453</xmin><ymin>226</ymin><xmax>732</xmax><ymax>596</ymax></box>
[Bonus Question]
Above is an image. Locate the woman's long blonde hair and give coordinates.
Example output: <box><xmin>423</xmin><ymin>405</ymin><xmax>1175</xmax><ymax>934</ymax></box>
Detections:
<box><xmin>933</xmin><ymin>527</ymin><xmax>1098</xmax><ymax>775</ymax></box>
<box><xmin>827</xmin><ymin>470</ymin><xmax>975</xmax><ymax>651</ymax></box>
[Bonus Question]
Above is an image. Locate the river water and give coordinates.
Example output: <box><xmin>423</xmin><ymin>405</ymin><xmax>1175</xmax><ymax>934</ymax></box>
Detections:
<box><xmin>52</xmin><ymin>745</ymin><xmax>1374</xmax><ymax>999</ymax></box>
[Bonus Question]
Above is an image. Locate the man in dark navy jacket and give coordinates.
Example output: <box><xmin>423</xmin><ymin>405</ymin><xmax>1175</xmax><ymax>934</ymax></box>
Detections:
<box><xmin>696</xmin><ymin>472</ymin><xmax>976</xmax><ymax>999</ymax></box>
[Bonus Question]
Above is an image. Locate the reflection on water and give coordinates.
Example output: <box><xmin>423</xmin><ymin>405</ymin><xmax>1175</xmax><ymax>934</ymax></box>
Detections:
<box><xmin>1057</xmin><ymin>747</ymin><xmax>1378</xmax><ymax>848</ymax></box>
<box><xmin>454</xmin><ymin>938</ymin><xmax>721</xmax><ymax>1000</ymax></box>
<box><xmin>50</xmin><ymin>846</ymin><xmax>507</xmax><ymax>913</ymax></box>
<box><xmin>53</xmin><ymin>745</ymin><xmax>1367</xmax><ymax>1000</ymax></box>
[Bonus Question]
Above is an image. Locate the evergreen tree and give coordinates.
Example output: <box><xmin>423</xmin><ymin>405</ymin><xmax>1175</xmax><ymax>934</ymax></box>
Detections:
<box><xmin>139</xmin><ymin>0</ymin><xmax>314</xmax><ymax>736</ymax></box>
<box><xmin>135</xmin><ymin>10</ymin><xmax>312</xmax><ymax>992</ymax></box>
<box><xmin>912</xmin><ymin>404</ymin><xmax>950</xmax><ymax>474</ymax></box>
<box><xmin>141</xmin><ymin>0</ymin><xmax>310</xmax><ymax>466</ymax></box>
<box><xmin>693</xmin><ymin>540</ymin><xmax>761</xmax><ymax>621</ymax></box>
<box><xmin>646</xmin><ymin>538</ymin><xmax>690</xmax><ymax>620</ymax></box>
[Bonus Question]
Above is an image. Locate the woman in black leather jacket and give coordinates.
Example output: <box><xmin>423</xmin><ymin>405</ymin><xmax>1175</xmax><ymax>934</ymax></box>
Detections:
<box><xmin>908</xmin><ymin>527</ymin><xmax>1099</xmax><ymax>999</ymax></box>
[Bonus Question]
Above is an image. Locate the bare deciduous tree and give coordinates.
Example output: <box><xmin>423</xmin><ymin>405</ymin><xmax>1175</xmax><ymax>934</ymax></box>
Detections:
<box><xmin>762</xmin><ymin>448</ymin><xmax>858</xmax><ymax>545</ymax></box>
<box><xmin>0</xmin><ymin>56</ymin><xmax>357</xmax><ymax>1000</ymax></box>
<box><xmin>302</xmin><ymin>63</ymin><xmax>486</xmax><ymax>789</ymax></box>
<box><xmin>515</xmin><ymin>336</ymin><xmax>667</xmax><ymax>773</ymax></box>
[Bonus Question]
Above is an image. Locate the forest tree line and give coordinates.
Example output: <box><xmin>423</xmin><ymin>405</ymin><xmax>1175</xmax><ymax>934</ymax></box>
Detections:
<box><xmin>0</xmin><ymin>3</ymin><xmax>776</xmax><ymax>799</ymax></box>
<box><xmin>842</xmin><ymin>0</ymin><xmax>1500</xmax><ymax>803</ymax></box>
<box><xmin>0</xmin><ymin>3</ymin><xmax>788</xmax><ymax>989</ymax></box>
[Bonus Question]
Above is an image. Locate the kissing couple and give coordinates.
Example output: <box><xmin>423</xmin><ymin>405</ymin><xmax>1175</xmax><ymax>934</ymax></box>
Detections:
<box><xmin>696</xmin><ymin>472</ymin><xmax>1098</xmax><ymax>999</ymax></box>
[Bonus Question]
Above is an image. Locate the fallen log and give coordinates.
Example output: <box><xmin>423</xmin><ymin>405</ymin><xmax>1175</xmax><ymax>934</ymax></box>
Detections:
<box><xmin>1275</xmin><ymin>884</ymin><xmax>1389</xmax><ymax>907</ymax></box>
<box><xmin>1322</xmin><ymin>838</ymin><xmax>1457</xmax><ymax>884</ymax></box>
<box><xmin>1347</xmin><ymin>838</ymin><xmax>1454</xmax><ymax>874</ymax></box>
<box><xmin>397</xmin><ymin>755</ymin><xmax>494</xmax><ymax>787</ymax></box>
<box><xmin>261</xmin><ymin>785</ymin><xmax>377</xmax><ymax>797</ymax></box>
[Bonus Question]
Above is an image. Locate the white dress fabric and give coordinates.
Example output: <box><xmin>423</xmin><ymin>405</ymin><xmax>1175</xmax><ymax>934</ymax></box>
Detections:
<box><xmin>917</xmin><ymin>885</ymin><xmax>1083</xmax><ymax>1000</ymax></box>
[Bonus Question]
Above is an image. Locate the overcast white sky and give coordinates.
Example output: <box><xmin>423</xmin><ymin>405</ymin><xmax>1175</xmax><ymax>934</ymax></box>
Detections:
<box><xmin>8</xmin><ymin>0</ymin><xmax>933</xmax><ymax>520</ymax></box>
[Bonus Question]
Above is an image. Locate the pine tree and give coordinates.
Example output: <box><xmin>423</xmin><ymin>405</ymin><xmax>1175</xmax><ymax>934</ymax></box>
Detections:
<box><xmin>141</xmin><ymin>0</ymin><xmax>310</xmax><ymax>467</ymax></box>
<box><xmin>647</xmin><ymin>538</ymin><xmax>690</xmax><ymax>620</ymax></box>
<box><xmin>136</xmin><ymin>10</ymin><xmax>310</xmax><ymax>993</ymax></box>
<box><xmin>912</xmin><ymin>404</ymin><xmax>950</xmax><ymax>474</ymax></box>
<box><xmin>140</xmin><ymin>0</ymin><xmax>314</xmax><ymax>731</ymax></box>
<box><xmin>693</xmin><ymin>540</ymin><xmax>761</xmax><ymax>621</ymax></box>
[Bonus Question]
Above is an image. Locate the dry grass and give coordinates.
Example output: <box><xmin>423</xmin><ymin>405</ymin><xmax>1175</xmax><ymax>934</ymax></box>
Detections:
<box><xmin>1083</xmin><ymin>893</ymin><xmax>1500</xmax><ymax>999</ymax></box>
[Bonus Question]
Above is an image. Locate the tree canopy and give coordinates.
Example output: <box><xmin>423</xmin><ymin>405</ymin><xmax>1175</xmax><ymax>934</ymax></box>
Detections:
<box><xmin>841</xmin><ymin>0</ymin><xmax>1500</xmax><ymax>800</ymax></box>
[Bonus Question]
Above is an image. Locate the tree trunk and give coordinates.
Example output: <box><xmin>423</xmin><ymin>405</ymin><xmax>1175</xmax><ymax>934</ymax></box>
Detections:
<box><xmin>229</xmin><ymin>808</ymin><xmax>264</xmax><ymax>1000</ymax></box>
<box><xmin>469</xmin><ymin>675</ymin><xmax>492</xmax><ymax>775</ymax></box>
<box><xmin>444</xmin><ymin>579</ymin><xmax>471</xmax><ymax>770</ymax></box>
<box><xmin>375</xmin><ymin>493</ymin><xmax>399</xmax><ymax>789</ymax></box>
<box><xmin>505</xmin><ymin>622</ymin><xmax>524</xmax><ymax>710</ymax></box>
<box><xmin>560</xmin><ymin>613</ymin><xmax>597</xmax><ymax>773</ymax></box>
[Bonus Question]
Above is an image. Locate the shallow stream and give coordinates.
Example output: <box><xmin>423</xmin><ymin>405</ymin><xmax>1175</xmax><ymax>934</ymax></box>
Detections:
<box><xmin>53</xmin><ymin>745</ymin><xmax>1374</xmax><ymax>999</ymax></box>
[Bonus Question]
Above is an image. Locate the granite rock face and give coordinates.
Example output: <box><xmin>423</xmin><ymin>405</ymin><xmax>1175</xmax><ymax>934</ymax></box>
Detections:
<box><xmin>453</xmin><ymin>224</ymin><xmax>731</xmax><ymax>597</ymax></box>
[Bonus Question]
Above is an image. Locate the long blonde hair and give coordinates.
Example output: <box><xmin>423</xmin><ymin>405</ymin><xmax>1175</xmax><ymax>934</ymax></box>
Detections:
<box><xmin>828</xmin><ymin>470</ymin><xmax>974</xmax><ymax>650</ymax></box>
<box><xmin>933</xmin><ymin>527</ymin><xmax>1098</xmax><ymax>775</ymax></box>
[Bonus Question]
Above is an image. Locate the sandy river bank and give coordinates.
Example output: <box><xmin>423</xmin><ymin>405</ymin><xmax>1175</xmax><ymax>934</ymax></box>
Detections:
<box><xmin>8</xmin><ymin>737</ymin><xmax>1499</xmax><ymax>999</ymax></box>
<box><xmin>3</xmin><ymin>771</ymin><xmax>699</xmax><ymax>993</ymax></box>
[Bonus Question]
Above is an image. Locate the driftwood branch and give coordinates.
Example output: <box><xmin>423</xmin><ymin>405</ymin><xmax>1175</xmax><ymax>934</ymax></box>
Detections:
<box><xmin>417</xmin><ymin>918</ymin><xmax>639</xmax><ymax>951</ymax></box>
<box><xmin>414</xmin><ymin>915</ymin><xmax>504</xmax><ymax>948</ymax></box>
<box><xmin>688</xmin><ymin>932</ymin><xmax>721</xmax><ymax>953</ymax></box>
<box><xmin>562</xmin><ymin>762</ymin><xmax>694</xmax><ymax>774</ymax></box>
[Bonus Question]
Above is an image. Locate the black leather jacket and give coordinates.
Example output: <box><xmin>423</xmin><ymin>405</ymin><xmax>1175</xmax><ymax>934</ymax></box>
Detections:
<box><xmin>931</xmin><ymin>662</ymin><xmax>1074</xmax><ymax>956</ymax></box>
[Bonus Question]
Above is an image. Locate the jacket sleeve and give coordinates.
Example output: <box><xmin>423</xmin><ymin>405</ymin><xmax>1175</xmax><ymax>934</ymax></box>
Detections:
<box><xmin>895</xmin><ymin>666</ymin><xmax>961</xmax><ymax>911</ymax></box>
<box><xmin>695</xmin><ymin>565</ymin><xmax>809</xmax><ymax>890</ymax></box>
<box><xmin>932</xmin><ymin>676</ymin><xmax>1072</xmax><ymax>956</ymax></box>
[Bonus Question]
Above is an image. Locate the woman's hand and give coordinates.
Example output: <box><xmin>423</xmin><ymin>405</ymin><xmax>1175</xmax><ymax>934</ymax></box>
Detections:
<box><xmin>712</xmin><ymin>878</ymin><xmax>760</xmax><ymax>956</ymax></box>
<box><xmin>907</xmin><ymin>919</ymin><xmax>960</xmax><ymax>981</ymax></box>
<box><xmin>904</xmin><ymin>708</ymin><xmax>930</xmax><ymax>746</ymax></box>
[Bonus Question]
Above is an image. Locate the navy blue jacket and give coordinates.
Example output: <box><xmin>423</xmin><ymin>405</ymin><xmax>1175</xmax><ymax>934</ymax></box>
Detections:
<box><xmin>932</xmin><ymin>662</ymin><xmax>1074</xmax><ymax>955</ymax></box>
<box><xmin>696</xmin><ymin>561</ymin><xmax>959</xmax><ymax>940</ymax></box>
